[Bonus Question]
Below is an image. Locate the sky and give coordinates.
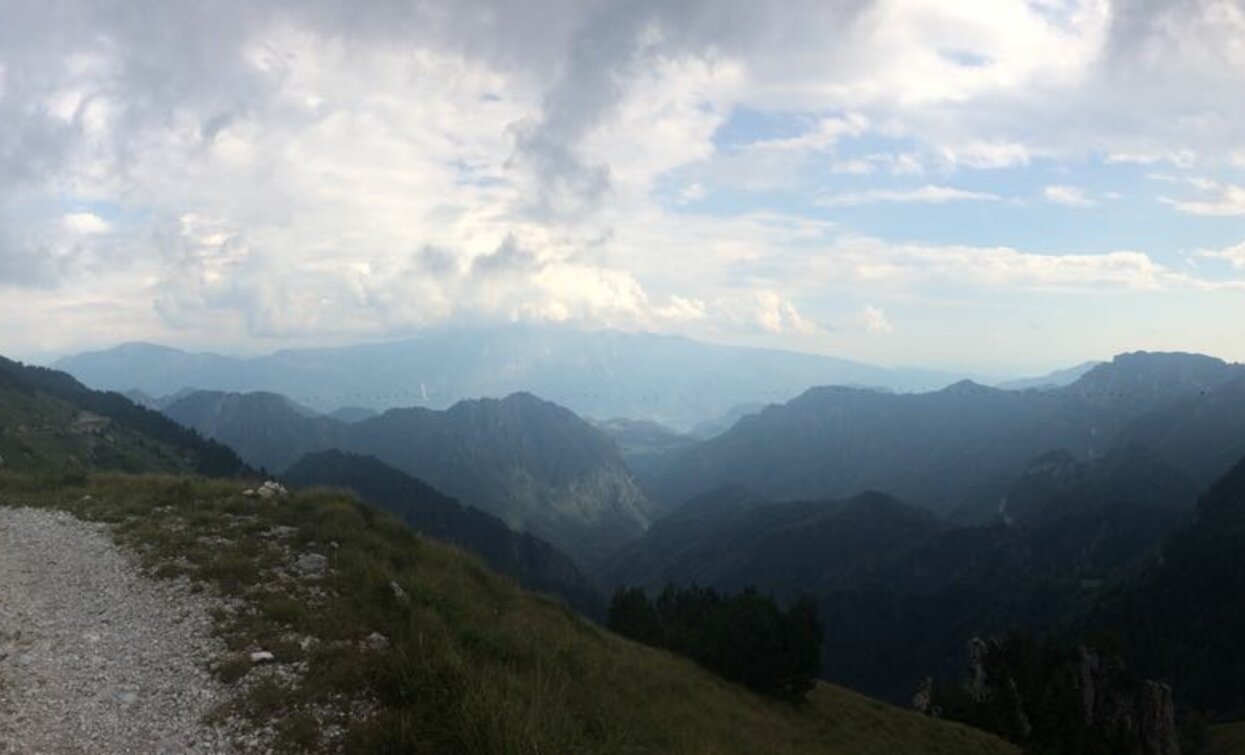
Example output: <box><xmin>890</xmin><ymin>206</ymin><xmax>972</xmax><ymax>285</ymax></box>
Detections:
<box><xmin>1</xmin><ymin>0</ymin><xmax>1244</xmax><ymax>374</ymax></box>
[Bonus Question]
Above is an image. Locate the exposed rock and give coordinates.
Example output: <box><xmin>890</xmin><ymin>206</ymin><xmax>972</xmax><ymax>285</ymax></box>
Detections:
<box><xmin>249</xmin><ymin>651</ymin><xmax>275</xmax><ymax>664</ymax></box>
<box><xmin>925</xmin><ymin>635</ymin><xmax>1181</xmax><ymax>755</ymax></box>
<box><xmin>911</xmin><ymin>677</ymin><xmax>935</xmax><ymax>715</ymax></box>
<box><xmin>1074</xmin><ymin>645</ymin><xmax>1179</xmax><ymax>755</ymax></box>
<box><xmin>294</xmin><ymin>553</ymin><xmax>329</xmax><ymax>579</ymax></box>
<box><xmin>255</xmin><ymin>481</ymin><xmax>288</xmax><ymax>499</ymax></box>
<box><xmin>364</xmin><ymin>632</ymin><xmax>390</xmax><ymax>652</ymax></box>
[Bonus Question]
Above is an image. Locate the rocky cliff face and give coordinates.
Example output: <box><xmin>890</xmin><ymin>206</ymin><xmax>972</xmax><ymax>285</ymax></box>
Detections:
<box><xmin>921</xmin><ymin>635</ymin><xmax>1182</xmax><ymax>755</ymax></box>
<box><xmin>1073</xmin><ymin>645</ymin><xmax>1180</xmax><ymax>755</ymax></box>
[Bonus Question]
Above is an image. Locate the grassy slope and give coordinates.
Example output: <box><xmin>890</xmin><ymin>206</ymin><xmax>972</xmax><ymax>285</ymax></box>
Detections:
<box><xmin>0</xmin><ymin>473</ymin><xmax>1016</xmax><ymax>755</ymax></box>
<box><xmin>0</xmin><ymin>385</ymin><xmax>191</xmax><ymax>475</ymax></box>
<box><xmin>1210</xmin><ymin>722</ymin><xmax>1245</xmax><ymax>754</ymax></box>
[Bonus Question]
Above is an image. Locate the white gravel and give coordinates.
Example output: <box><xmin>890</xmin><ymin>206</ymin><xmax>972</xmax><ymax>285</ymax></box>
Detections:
<box><xmin>0</xmin><ymin>506</ymin><xmax>237</xmax><ymax>754</ymax></box>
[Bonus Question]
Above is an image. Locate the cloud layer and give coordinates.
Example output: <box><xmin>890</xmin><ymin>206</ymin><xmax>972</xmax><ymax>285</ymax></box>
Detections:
<box><xmin>1</xmin><ymin>0</ymin><xmax>1244</xmax><ymax>370</ymax></box>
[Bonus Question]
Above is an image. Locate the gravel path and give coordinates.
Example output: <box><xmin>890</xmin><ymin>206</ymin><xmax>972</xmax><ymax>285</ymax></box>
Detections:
<box><xmin>0</xmin><ymin>506</ymin><xmax>236</xmax><ymax>754</ymax></box>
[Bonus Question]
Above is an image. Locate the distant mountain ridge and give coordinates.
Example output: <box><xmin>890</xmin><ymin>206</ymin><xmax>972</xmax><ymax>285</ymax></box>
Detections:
<box><xmin>53</xmin><ymin>327</ymin><xmax>965</xmax><ymax>430</ymax></box>
<box><xmin>646</xmin><ymin>352</ymin><xmax>1245</xmax><ymax>516</ymax></box>
<box><xmin>161</xmin><ymin>389</ymin><xmax>650</xmax><ymax>569</ymax></box>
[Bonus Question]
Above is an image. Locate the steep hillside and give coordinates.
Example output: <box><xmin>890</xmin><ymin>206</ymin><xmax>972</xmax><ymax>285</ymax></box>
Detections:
<box><xmin>163</xmin><ymin>391</ymin><xmax>347</xmax><ymax>473</ymax></box>
<box><xmin>649</xmin><ymin>352</ymin><xmax>1245</xmax><ymax>515</ymax></box>
<box><xmin>55</xmin><ymin>328</ymin><xmax>964</xmax><ymax>429</ymax></box>
<box><xmin>1086</xmin><ymin>452</ymin><xmax>1245</xmax><ymax>716</ymax></box>
<box><xmin>161</xmin><ymin>389</ymin><xmax>651</xmax><ymax>569</ymax></box>
<box><xmin>0</xmin><ymin>355</ymin><xmax>247</xmax><ymax>477</ymax></box>
<box><xmin>284</xmin><ymin>450</ymin><xmax>602</xmax><ymax>615</ymax></box>
<box><xmin>349</xmin><ymin>393</ymin><xmax>651</xmax><ymax>569</ymax></box>
<box><xmin>1</xmin><ymin>472</ymin><xmax>1017</xmax><ymax>755</ymax></box>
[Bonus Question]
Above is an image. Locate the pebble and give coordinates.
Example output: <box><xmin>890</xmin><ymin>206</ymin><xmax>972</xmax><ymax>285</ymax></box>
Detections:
<box><xmin>0</xmin><ymin>506</ymin><xmax>240</xmax><ymax>753</ymax></box>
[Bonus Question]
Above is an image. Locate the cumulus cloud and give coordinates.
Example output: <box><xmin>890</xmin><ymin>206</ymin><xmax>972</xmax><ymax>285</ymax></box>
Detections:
<box><xmin>1043</xmin><ymin>185</ymin><xmax>1097</xmax><ymax>207</ymax></box>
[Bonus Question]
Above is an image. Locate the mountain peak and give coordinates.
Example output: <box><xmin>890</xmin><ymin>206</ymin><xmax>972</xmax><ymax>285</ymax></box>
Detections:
<box><xmin>1066</xmin><ymin>351</ymin><xmax>1242</xmax><ymax>403</ymax></box>
<box><xmin>937</xmin><ymin>379</ymin><xmax>998</xmax><ymax>396</ymax></box>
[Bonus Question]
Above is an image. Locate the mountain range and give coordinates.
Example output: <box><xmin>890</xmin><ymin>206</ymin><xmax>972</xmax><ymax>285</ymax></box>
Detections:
<box><xmin>644</xmin><ymin>352</ymin><xmax>1245</xmax><ymax>519</ymax></box>
<box><xmin>160</xmin><ymin>389</ymin><xmax>650</xmax><ymax>570</ymax></box>
<box><xmin>283</xmin><ymin>449</ymin><xmax>602</xmax><ymax>615</ymax></box>
<box><xmin>10</xmin><ymin>343</ymin><xmax>1245</xmax><ymax>749</ymax></box>
<box><xmin>608</xmin><ymin>443</ymin><xmax>1200</xmax><ymax>701</ymax></box>
<box><xmin>54</xmin><ymin>327</ymin><xmax>965</xmax><ymax>430</ymax></box>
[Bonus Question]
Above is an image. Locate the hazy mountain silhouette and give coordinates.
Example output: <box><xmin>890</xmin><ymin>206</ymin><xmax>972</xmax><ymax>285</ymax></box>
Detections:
<box><xmin>647</xmin><ymin>352</ymin><xmax>1245</xmax><ymax>516</ymax></box>
<box><xmin>161</xmin><ymin>389</ymin><xmax>650</xmax><ymax>569</ymax></box>
<box><xmin>54</xmin><ymin>327</ymin><xmax>964</xmax><ymax>430</ymax></box>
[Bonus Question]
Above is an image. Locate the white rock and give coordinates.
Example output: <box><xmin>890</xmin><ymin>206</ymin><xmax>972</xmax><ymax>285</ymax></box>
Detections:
<box><xmin>294</xmin><ymin>553</ymin><xmax>329</xmax><ymax>578</ymax></box>
<box><xmin>249</xmin><ymin>651</ymin><xmax>275</xmax><ymax>664</ymax></box>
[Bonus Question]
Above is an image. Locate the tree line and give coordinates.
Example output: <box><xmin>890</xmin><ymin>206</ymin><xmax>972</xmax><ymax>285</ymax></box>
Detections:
<box><xmin>608</xmin><ymin>585</ymin><xmax>822</xmax><ymax>702</ymax></box>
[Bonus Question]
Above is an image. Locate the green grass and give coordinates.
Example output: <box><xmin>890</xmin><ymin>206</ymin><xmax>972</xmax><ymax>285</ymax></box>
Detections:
<box><xmin>1210</xmin><ymin>722</ymin><xmax>1245</xmax><ymax>754</ymax></box>
<box><xmin>0</xmin><ymin>471</ymin><xmax>1018</xmax><ymax>754</ymax></box>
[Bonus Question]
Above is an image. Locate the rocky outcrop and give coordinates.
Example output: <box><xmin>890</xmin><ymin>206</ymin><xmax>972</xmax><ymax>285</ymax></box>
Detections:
<box><xmin>922</xmin><ymin>635</ymin><xmax>1181</xmax><ymax>755</ymax></box>
<box><xmin>1074</xmin><ymin>645</ymin><xmax>1179</xmax><ymax>755</ymax></box>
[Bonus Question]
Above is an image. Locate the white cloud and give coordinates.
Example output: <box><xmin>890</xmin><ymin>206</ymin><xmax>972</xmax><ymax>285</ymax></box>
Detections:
<box><xmin>1043</xmin><ymin>184</ymin><xmax>1097</xmax><ymax>207</ymax></box>
<box><xmin>1162</xmin><ymin>181</ymin><xmax>1245</xmax><ymax>216</ymax></box>
<box><xmin>676</xmin><ymin>182</ymin><xmax>707</xmax><ymax>204</ymax></box>
<box><xmin>62</xmin><ymin>212</ymin><xmax>110</xmax><ymax>234</ymax></box>
<box><xmin>808</xmin><ymin>236</ymin><xmax>1235</xmax><ymax>293</ymax></box>
<box><xmin>719</xmin><ymin>290</ymin><xmax>822</xmax><ymax>336</ymax></box>
<box><xmin>819</xmin><ymin>185</ymin><xmax>1001</xmax><ymax>207</ymax></box>
<box><xmin>855</xmin><ymin>304</ymin><xmax>893</xmax><ymax>334</ymax></box>
<box><xmin>3</xmin><ymin>0</ymin><xmax>1245</xmax><ymax>363</ymax></box>
<box><xmin>1197</xmin><ymin>240</ymin><xmax>1245</xmax><ymax>269</ymax></box>
<box><xmin>939</xmin><ymin>141</ymin><xmax>1031</xmax><ymax>169</ymax></box>
<box><xmin>746</xmin><ymin>113</ymin><xmax>868</xmax><ymax>153</ymax></box>
<box><xmin>1105</xmin><ymin>150</ymin><xmax>1197</xmax><ymax>169</ymax></box>
<box><xmin>831</xmin><ymin>159</ymin><xmax>875</xmax><ymax>175</ymax></box>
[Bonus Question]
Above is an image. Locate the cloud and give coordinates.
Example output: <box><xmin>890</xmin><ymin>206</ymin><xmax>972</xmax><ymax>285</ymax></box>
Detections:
<box><xmin>938</xmin><ymin>141</ymin><xmax>1031</xmax><ymax>169</ymax></box>
<box><xmin>62</xmin><ymin>212</ymin><xmax>110</xmax><ymax>234</ymax></box>
<box><xmin>2</xmin><ymin>0</ymin><xmax>1245</xmax><ymax>363</ymax></box>
<box><xmin>1043</xmin><ymin>184</ymin><xmax>1096</xmax><ymax>207</ymax></box>
<box><xmin>1163</xmin><ymin>181</ymin><xmax>1245</xmax><ymax>216</ymax></box>
<box><xmin>718</xmin><ymin>289</ymin><xmax>822</xmax><ymax>336</ymax></box>
<box><xmin>1198</xmin><ymin>240</ymin><xmax>1245</xmax><ymax>269</ymax></box>
<box><xmin>819</xmin><ymin>185</ymin><xmax>1001</xmax><ymax>207</ymax></box>
<box><xmin>809</xmin><ymin>236</ymin><xmax>1235</xmax><ymax>293</ymax></box>
<box><xmin>855</xmin><ymin>304</ymin><xmax>893</xmax><ymax>334</ymax></box>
